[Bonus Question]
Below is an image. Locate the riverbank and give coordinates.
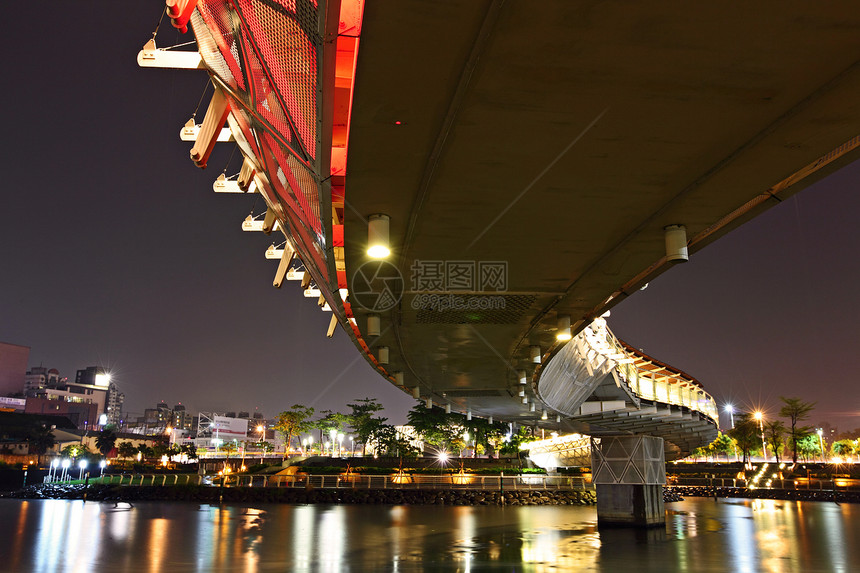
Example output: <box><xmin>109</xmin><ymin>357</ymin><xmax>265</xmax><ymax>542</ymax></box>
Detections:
<box><xmin>667</xmin><ymin>485</ymin><xmax>860</xmax><ymax>503</ymax></box>
<box><xmin>2</xmin><ymin>483</ymin><xmax>597</xmax><ymax>506</ymax></box>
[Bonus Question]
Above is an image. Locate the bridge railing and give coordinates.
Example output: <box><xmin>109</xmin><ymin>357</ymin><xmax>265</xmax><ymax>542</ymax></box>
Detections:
<box><xmin>592</xmin><ymin>322</ymin><xmax>719</xmax><ymax>423</ymax></box>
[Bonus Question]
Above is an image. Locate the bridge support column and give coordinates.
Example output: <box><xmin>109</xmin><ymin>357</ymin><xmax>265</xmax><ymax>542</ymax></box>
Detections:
<box><xmin>591</xmin><ymin>435</ymin><xmax>666</xmax><ymax>528</ymax></box>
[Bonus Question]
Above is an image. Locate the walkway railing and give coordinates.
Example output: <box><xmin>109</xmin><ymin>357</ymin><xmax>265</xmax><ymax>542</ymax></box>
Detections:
<box><xmin>93</xmin><ymin>473</ymin><xmax>591</xmax><ymax>491</ymax></box>
<box><xmin>670</xmin><ymin>477</ymin><xmax>860</xmax><ymax>492</ymax></box>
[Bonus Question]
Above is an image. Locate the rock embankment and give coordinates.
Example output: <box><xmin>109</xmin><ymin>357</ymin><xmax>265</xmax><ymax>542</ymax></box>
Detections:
<box><xmin>3</xmin><ymin>484</ymin><xmax>597</xmax><ymax>506</ymax></box>
<box><xmin>665</xmin><ymin>486</ymin><xmax>860</xmax><ymax>504</ymax></box>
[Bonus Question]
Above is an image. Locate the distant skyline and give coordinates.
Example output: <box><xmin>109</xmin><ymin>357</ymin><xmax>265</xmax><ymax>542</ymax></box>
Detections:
<box><xmin>2</xmin><ymin>4</ymin><xmax>858</xmax><ymax>430</ymax></box>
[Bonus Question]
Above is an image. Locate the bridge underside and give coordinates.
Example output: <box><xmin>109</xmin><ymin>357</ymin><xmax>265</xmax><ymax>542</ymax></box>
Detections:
<box><xmin>344</xmin><ymin>1</ymin><xmax>860</xmax><ymax>430</ymax></box>
<box><xmin>155</xmin><ymin>2</ymin><xmax>860</xmax><ymax>455</ymax></box>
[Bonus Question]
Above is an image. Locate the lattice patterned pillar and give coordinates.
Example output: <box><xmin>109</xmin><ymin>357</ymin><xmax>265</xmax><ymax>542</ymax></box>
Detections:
<box><xmin>591</xmin><ymin>435</ymin><xmax>666</xmax><ymax>527</ymax></box>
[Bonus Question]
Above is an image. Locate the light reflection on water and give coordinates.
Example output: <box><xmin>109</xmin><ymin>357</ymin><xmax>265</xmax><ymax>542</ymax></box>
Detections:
<box><xmin>2</xmin><ymin>497</ymin><xmax>860</xmax><ymax>572</ymax></box>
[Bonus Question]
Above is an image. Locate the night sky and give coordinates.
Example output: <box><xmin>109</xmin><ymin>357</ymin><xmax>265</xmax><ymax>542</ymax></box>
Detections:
<box><xmin>2</xmin><ymin>3</ymin><xmax>858</xmax><ymax>430</ymax></box>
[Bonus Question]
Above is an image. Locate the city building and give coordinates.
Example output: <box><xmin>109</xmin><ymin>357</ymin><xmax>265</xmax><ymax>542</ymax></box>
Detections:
<box><xmin>0</xmin><ymin>342</ymin><xmax>30</xmax><ymax>397</ymax></box>
<box><xmin>23</xmin><ymin>366</ymin><xmax>62</xmax><ymax>395</ymax></box>
<box><xmin>20</xmin><ymin>365</ymin><xmax>123</xmax><ymax>430</ymax></box>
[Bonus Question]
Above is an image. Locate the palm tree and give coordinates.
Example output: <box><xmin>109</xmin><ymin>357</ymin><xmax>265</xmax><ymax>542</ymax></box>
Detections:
<box><xmin>117</xmin><ymin>441</ymin><xmax>138</xmax><ymax>461</ymax></box>
<box><xmin>26</xmin><ymin>425</ymin><xmax>55</xmax><ymax>466</ymax></box>
<box><xmin>95</xmin><ymin>427</ymin><xmax>118</xmax><ymax>457</ymax></box>
<box><xmin>779</xmin><ymin>397</ymin><xmax>816</xmax><ymax>464</ymax></box>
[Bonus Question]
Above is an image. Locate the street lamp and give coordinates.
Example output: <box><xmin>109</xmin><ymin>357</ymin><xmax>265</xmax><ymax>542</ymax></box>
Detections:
<box><xmin>817</xmin><ymin>428</ymin><xmax>826</xmax><ymax>463</ymax></box>
<box><xmin>61</xmin><ymin>459</ymin><xmax>71</xmax><ymax>482</ymax></box>
<box><xmin>78</xmin><ymin>459</ymin><xmax>88</xmax><ymax>481</ymax></box>
<box><xmin>99</xmin><ymin>460</ymin><xmax>107</xmax><ymax>477</ymax></box>
<box><xmin>329</xmin><ymin>429</ymin><xmax>337</xmax><ymax>457</ymax></box>
<box><xmin>724</xmin><ymin>404</ymin><xmax>735</xmax><ymax>429</ymax></box>
<box><xmin>337</xmin><ymin>433</ymin><xmax>344</xmax><ymax>457</ymax></box>
<box><xmin>349</xmin><ymin>436</ymin><xmax>354</xmax><ymax>457</ymax></box>
<box><xmin>754</xmin><ymin>411</ymin><xmax>767</xmax><ymax>462</ymax></box>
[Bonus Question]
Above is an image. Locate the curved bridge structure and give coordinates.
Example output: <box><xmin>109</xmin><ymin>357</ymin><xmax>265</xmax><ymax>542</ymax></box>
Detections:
<box><xmin>142</xmin><ymin>1</ymin><xmax>860</xmax><ymax>459</ymax></box>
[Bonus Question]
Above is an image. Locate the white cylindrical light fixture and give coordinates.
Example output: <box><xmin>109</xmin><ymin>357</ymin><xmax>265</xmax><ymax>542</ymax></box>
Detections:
<box><xmin>541</xmin><ymin>410</ymin><xmax>548</xmax><ymax>420</ymax></box>
<box><xmin>664</xmin><ymin>224</ymin><xmax>689</xmax><ymax>263</ymax></box>
<box><xmin>367</xmin><ymin>214</ymin><xmax>390</xmax><ymax>258</ymax></box>
<box><xmin>518</xmin><ymin>389</ymin><xmax>526</xmax><ymax>397</ymax></box>
<box><xmin>413</xmin><ymin>386</ymin><xmax>420</xmax><ymax>399</ymax></box>
<box><xmin>488</xmin><ymin>416</ymin><xmax>493</xmax><ymax>425</ymax></box>
<box><xmin>467</xmin><ymin>410</ymin><xmax>472</xmax><ymax>421</ymax></box>
<box><xmin>425</xmin><ymin>397</ymin><xmax>433</xmax><ymax>409</ymax></box>
<box><xmin>445</xmin><ymin>404</ymin><xmax>451</xmax><ymax>414</ymax></box>
<box><xmin>394</xmin><ymin>371</ymin><xmax>404</xmax><ymax>386</ymax></box>
<box><xmin>556</xmin><ymin>414</ymin><xmax>561</xmax><ymax>423</ymax></box>
<box><xmin>377</xmin><ymin>346</ymin><xmax>389</xmax><ymax>364</ymax></box>
<box><xmin>556</xmin><ymin>314</ymin><xmax>572</xmax><ymax>341</ymax></box>
<box><xmin>522</xmin><ymin>396</ymin><xmax>529</xmax><ymax>404</ymax></box>
<box><xmin>518</xmin><ymin>370</ymin><xmax>527</xmax><ymax>385</ymax></box>
<box><xmin>530</xmin><ymin>345</ymin><xmax>542</xmax><ymax>364</ymax></box>
<box><xmin>529</xmin><ymin>402</ymin><xmax>536</xmax><ymax>412</ymax></box>
<box><xmin>367</xmin><ymin>314</ymin><xmax>381</xmax><ymax>337</ymax></box>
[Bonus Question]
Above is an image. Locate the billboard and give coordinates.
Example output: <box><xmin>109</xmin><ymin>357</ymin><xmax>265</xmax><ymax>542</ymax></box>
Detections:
<box><xmin>212</xmin><ymin>416</ymin><xmax>249</xmax><ymax>438</ymax></box>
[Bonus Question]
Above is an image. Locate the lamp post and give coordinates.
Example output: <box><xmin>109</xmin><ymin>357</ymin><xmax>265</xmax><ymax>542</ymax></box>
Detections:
<box><xmin>817</xmin><ymin>428</ymin><xmax>826</xmax><ymax>463</ymax></box>
<box><xmin>78</xmin><ymin>459</ymin><xmax>88</xmax><ymax>481</ymax></box>
<box><xmin>754</xmin><ymin>412</ymin><xmax>767</xmax><ymax>462</ymax></box>
<box><xmin>48</xmin><ymin>458</ymin><xmax>59</xmax><ymax>482</ymax></box>
<box><xmin>463</xmin><ymin>432</ymin><xmax>470</xmax><ymax>458</ymax></box>
<box><xmin>337</xmin><ymin>433</ymin><xmax>344</xmax><ymax>457</ymax></box>
<box><xmin>99</xmin><ymin>460</ymin><xmax>106</xmax><ymax>477</ymax></box>
<box><xmin>724</xmin><ymin>404</ymin><xmax>735</xmax><ymax>429</ymax></box>
<box><xmin>60</xmin><ymin>459</ymin><xmax>70</xmax><ymax>482</ymax></box>
<box><xmin>329</xmin><ymin>429</ymin><xmax>337</xmax><ymax>457</ymax></box>
<box><xmin>350</xmin><ymin>436</ymin><xmax>354</xmax><ymax>457</ymax></box>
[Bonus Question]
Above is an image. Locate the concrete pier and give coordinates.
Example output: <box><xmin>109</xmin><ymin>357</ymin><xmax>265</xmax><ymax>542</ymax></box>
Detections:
<box><xmin>591</xmin><ymin>435</ymin><xmax>666</xmax><ymax>527</ymax></box>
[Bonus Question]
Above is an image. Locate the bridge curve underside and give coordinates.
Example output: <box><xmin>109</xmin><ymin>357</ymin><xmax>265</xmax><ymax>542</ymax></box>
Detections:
<box><xmin>537</xmin><ymin>319</ymin><xmax>718</xmax><ymax>458</ymax></box>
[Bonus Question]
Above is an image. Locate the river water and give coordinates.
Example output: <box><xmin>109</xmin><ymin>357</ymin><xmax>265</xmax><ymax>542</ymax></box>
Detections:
<box><xmin>2</xmin><ymin>497</ymin><xmax>858</xmax><ymax>572</ymax></box>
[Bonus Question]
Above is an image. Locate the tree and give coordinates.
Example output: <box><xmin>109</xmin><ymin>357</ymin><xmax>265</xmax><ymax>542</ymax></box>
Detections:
<box><xmin>796</xmin><ymin>434</ymin><xmax>820</xmax><ymax>461</ymax></box>
<box><xmin>347</xmin><ymin>398</ymin><xmax>386</xmax><ymax>456</ymax></box>
<box><xmin>257</xmin><ymin>441</ymin><xmax>274</xmax><ymax>454</ymax></box>
<box><xmin>313</xmin><ymin>410</ymin><xmax>350</xmax><ymax>440</ymax></box>
<box><xmin>460</xmin><ymin>416</ymin><xmax>508</xmax><ymax>458</ymax></box>
<box><xmin>274</xmin><ymin>405</ymin><xmax>315</xmax><ymax>459</ymax></box>
<box><xmin>406</xmin><ymin>404</ymin><xmax>462</xmax><ymax>455</ymax></box>
<box><xmin>26</xmin><ymin>424</ymin><xmax>55</xmax><ymax>465</ymax></box>
<box><xmin>499</xmin><ymin>425</ymin><xmax>536</xmax><ymax>462</ymax></box>
<box><xmin>61</xmin><ymin>443</ymin><xmax>92</xmax><ymax>460</ymax></box>
<box><xmin>711</xmin><ymin>432</ymin><xmax>738</xmax><ymax>462</ymax></box>
<box><xmin>764</xmin><ymin>420</ymin><xmax>786</xmax><ymax>464</ymax></box>
<box><xmin>728</xmin><ymin>414</ymin><xmax>759</xmax><ymax>465</ymax></box>
<box><xmin>369</xmin><ymin>424</ymin><xmax>420</xmax><ymax>458</ymax></box>
<box><xmin>179</xmin><ymin>443</ymin><xmax>198</xmax><ymax>461</ymax></box>
<box><xmin>220</xmin><ymin>441</ymin><xmax>238</xmax><ymax>458</ymax></box>
<box><xmin>136</xmin><ymin>443</ymin><xmax>153</xmax><ymax>460</ymax></box>
<box><xmin>117</xmin><ymin>441</ymin><xmax>138</xmax><ymax>460</ymax></box>
<box><xmin>94</xmin><ymin>426</ymin><xmax>118</xmax><ymax>457</ymax></box>
<box><xmin>831</xmin><ymin>439</ymin><xmax>856</xmax><ymax>461</ymax></box>
<box><xmin>779</xmin><ymin>397</ymin><xmax>816</xmax><ymax>464</ymax></box>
